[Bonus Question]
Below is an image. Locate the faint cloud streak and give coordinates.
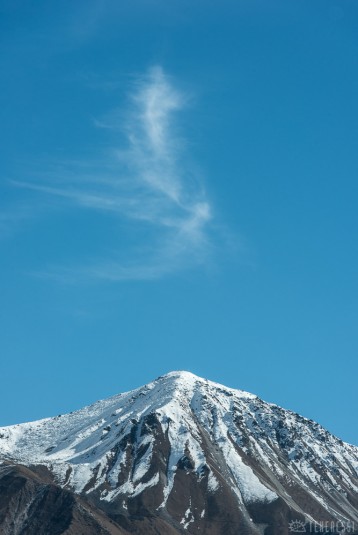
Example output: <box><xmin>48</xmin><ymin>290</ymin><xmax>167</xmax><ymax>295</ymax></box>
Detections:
<box><xmin>14</xmin><ymin>67</ymin><xmax>214</xmax><ymax>282</ymax></box>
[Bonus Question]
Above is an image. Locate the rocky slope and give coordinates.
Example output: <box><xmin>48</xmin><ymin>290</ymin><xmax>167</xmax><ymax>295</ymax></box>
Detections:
<box><xmin>0</xmin><ymin>371</ymin><xmax>357</xmax><ymax>534</ymax></box>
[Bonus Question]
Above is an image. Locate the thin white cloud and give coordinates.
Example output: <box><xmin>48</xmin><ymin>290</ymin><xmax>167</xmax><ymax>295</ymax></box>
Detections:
<box><xmin>14</xmin><ymin>67</ymin><xmax>214</xmax><ymax>281</ymax></box>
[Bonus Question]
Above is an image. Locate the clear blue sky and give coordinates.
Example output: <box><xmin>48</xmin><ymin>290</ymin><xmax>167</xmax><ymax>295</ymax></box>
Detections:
<box><xmin>1</xmin><ymin>0</ymin><xmax>357</xmax><ymax>444</ymax></box>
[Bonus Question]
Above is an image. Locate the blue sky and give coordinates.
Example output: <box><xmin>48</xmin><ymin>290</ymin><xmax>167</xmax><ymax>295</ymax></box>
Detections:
<box><xmin>1</xmin><ymin>0</ymin><xmax>357</xmax><ymax>444</ymax></box>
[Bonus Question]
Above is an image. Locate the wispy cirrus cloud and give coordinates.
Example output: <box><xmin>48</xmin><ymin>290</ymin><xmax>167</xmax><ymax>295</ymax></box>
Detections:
<box><xmin>13</xmin><ymin>66</ymin><xmax>214</xmax><ymax>281</ymax></box>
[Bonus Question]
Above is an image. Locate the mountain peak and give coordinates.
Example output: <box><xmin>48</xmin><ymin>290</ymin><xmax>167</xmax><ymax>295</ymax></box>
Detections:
<box><xmin>158</xmin><ymin>370</ymin><xmax>201</xmax><ymax>382</ymax></box>
<box><xmin>152</xmin><ymin>370</ymin><xmax>256</xmax><ymax>403</ymax></box>
<box><xmin>0</xmin><ymin>372</ymin><xmax>357</xmax><ymax>534</ymax></box>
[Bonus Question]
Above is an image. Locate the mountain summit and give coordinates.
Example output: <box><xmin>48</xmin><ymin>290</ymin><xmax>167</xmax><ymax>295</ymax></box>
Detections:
<box><xmin>0</xmin><ymin>371</ymin><xmax>357</xmax><ymax>534</ymax></box>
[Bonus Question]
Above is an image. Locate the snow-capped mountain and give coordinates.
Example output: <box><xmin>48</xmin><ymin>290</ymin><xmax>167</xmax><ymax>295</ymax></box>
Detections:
<box><xmin>0</xmin><ymin>371</ymin><xmax>357</xmax><ymax>535</ymax></box>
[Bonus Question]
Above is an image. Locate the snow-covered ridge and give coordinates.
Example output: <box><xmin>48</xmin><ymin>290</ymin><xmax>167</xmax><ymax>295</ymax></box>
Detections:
<box><xmin>0</xmin><ymin>371</ymin><xmax>357</xmax><ymax>522</ymax></box>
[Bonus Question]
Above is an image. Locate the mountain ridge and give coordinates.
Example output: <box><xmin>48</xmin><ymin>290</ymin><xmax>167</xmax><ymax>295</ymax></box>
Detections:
<box><xmin>0</xmin><ymin>371</ymin><xmax>357</xmax><ymax>535</ymax></box>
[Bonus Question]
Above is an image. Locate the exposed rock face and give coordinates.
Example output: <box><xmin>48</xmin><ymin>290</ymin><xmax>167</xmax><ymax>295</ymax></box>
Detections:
<box><xmin>0</xmin><ymin>463</ymin><xmax>126</xmax><ymax>535</ymax></box>
<box><xmin>0</xmin><ymin>371</ymin><xmax>357</xmax><ymax>534</ymax></box>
